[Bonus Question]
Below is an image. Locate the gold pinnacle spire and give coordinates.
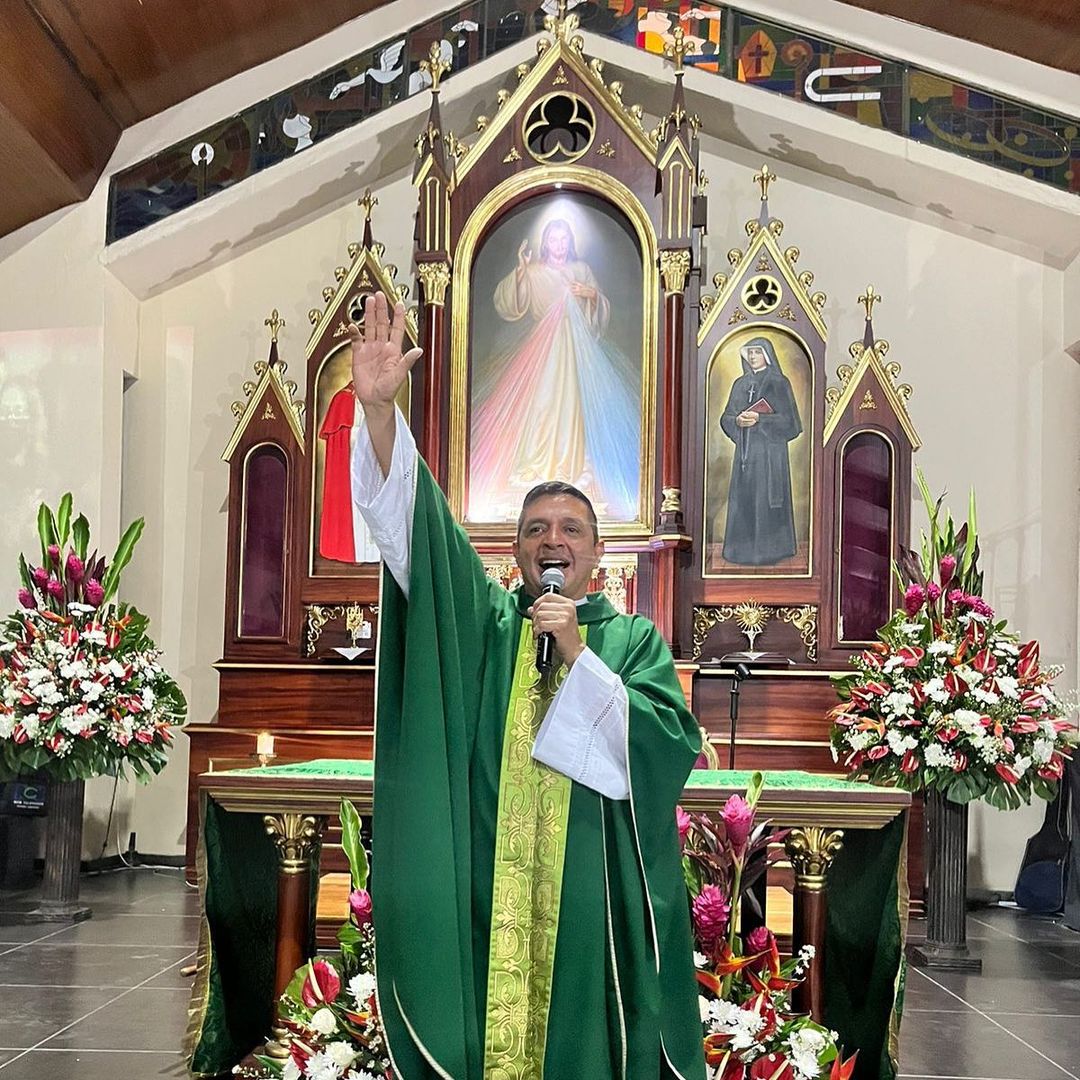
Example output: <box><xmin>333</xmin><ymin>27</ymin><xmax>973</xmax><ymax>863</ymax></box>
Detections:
<box><xmin>858</xmin><ymin>285</ymin><xmax>882</xmax><ymax>321</ymax></box>
<box><xmin>264</xmin><ymin>309</ymin><xmax>284</xmax><ymax>343</ymax></box>
<box><xmin>357</xmin><ymin>189</ymin><xmax>378</xmax><ymax>219</ymax></box>
<box><xmin>664</xmin><ymin>25</ymin><xmax>689</xmax><ymax>74</ymax></box>
<box><xmin>420</xmin><ymin>41</ymin><xmax>451</xmax><ymax>92</ymax></box>
<box><xmin>754</xmin><ymin>163</ymin><xmax>776</xmax><ymax>202</ymax></box>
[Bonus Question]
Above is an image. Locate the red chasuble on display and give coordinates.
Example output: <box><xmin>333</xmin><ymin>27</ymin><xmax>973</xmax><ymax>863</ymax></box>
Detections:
<box><xmin>371</xmin><ymin>462</ymin><xmax>706</xmax><ymax>1080</ymax></box>
<box><xmin>319</xmin><ymin>385</ymin><xmax>377</xmax><ymax>563</ymax></box>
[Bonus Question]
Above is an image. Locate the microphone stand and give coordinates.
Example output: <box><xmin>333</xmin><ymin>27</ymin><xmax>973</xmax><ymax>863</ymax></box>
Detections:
<box><xmin>727</xmin><ymin>662</ymin><xmax>751</xmax><ymax>771</ymax></box>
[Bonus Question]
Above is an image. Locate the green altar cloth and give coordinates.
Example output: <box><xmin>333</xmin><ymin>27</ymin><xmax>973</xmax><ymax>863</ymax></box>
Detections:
<box><xmin>187</xmin><ymin>761</ymin><xmax>907</xmax><ymax>1080</ymax></box>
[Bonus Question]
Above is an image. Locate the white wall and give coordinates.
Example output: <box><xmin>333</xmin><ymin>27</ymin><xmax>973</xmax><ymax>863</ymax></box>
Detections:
<box><xmin>0</xmin><ymin>2</ymin><xmax>1076</xmax><ymax>886</ymax></box>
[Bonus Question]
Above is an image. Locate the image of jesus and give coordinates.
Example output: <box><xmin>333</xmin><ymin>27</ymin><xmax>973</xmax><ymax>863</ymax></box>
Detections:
<box><xmin>469</xmin><ymin>217</ymin><xmax>640</xmax><ymax>524</ymax></box>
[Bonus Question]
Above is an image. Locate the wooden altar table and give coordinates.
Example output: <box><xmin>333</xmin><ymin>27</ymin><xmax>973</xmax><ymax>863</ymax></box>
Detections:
<box><xmin>186</xmin><ymin>761</ymin><xmax>910</xmax><ymax>1080</ymax></box>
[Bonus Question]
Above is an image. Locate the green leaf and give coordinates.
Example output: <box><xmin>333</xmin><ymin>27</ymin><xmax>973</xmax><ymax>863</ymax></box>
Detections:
<box><xmin>71</xmin><ymin>515</ymin><xmax>90</xmax><ymax>562</ymax></box>
<box><xmin>100</xmin><ymin>518</ymin><xmax>145</xmax><ymax>603</ymax></box>
<box><xmin>36</xmin><ymin>501</ymin><xmax>58</xmax><ymax>565</ymax></box>
<box><xmin>962</xmin><ymin>488</ymin><xmax>978</xmax><ymax>577</ymax></box>
<box><xmin>339</xmin><ymin>798</ymin><xmax>368</xmax><ymax>891</ymax></box>
<box><xmin>17</xmin><ymin>554</ymin><xmax>32</xmax><ymax>592</ymax></box>
<box><xmin>745</xmin><ymin>770</ymin><xmax>764</xmax><ymax>809</ymax></box>
<box><xmin>56</xmin><ymin>493</ymin><xmax>73</xmax><ymax>549</ymax></box>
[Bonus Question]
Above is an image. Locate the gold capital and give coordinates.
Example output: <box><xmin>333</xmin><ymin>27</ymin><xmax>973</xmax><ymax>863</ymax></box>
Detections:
<box><xmin>753</xmin><ymin>163</ymin><xmax>776</xmax><ymax>202</ymax></box>
<box><xmin>659</xmin><ymin>249</ymin><xmax>691</xmax><ymax>296</ymax></box>
<box><xmin>418</xmin><ymin>261</ymin><xmax>452</xmax><ymax>307</ymax></box>
<box><xmin>660</xmin><ymin>486</ymin><xmax>682</xmax><ymax>513</ymax></box>
<box><xmin>785</xmin><ymin>826</ymin><xmax>844</xmax><ymax>892</ymax></box>
<box><xmin>858</xmin><ymin>284</ymin><xmax>882</xmax><ymax>321</ymax></box>
<box><xmin>420</xmin><ymin>41</ymin><xmax>451</xmax><ymax>92</ymax></box>
<box><xmin>264</xmin><ymin>813</ymin><xmax>324</xmax><ymax>875</ymax></box>
<box><xmin>264</xmin><ymin>309</ymin><xmax>284</xmax><ymax>343</ymax></box>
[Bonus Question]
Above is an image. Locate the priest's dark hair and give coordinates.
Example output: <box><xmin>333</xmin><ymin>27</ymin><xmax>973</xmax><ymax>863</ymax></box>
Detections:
<box><xmin>517</xmin><ymin>481</ymin><xmax>600</xmax><ymax>543</ymax></box>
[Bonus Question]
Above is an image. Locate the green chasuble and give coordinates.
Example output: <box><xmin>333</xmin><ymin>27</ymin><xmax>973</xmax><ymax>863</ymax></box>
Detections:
<box><xmin>372</xmin><ymin>462</ymin><xmax>705</xmax><ymax>1080</ymax></box>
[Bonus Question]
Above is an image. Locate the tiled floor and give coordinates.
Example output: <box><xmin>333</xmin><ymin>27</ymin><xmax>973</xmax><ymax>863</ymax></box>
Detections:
<box><xmin>1</xmin><ymin>870</ymin><xmax>1078</xmax><ymax>1078</ymax></box>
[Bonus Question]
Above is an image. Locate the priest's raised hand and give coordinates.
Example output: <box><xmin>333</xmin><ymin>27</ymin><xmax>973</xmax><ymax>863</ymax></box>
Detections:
<box><xmin>348</xmin><ymin>290</ymin><xmax>422</xmax><ymax>476</ymax></box>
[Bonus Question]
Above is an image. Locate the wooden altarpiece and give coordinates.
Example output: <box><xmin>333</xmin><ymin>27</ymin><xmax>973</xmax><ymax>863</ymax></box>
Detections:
<box><xmin>186</xmin><ymin>11</ymin><xmax>924</xmax><ymax>896</ymax></box>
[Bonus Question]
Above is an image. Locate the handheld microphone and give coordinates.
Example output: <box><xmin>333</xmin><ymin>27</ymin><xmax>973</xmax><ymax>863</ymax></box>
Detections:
<box><xmin>535</xmin><ymin>566</ymin><xmax>566</xmax><ymax>676</ymax></box>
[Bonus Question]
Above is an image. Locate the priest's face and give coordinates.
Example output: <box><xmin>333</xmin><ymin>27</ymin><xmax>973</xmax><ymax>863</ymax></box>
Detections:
<box><xmin>513</xmin><ymin>494</ymin><xmax>605</xmax><ymax>600</ymax></box>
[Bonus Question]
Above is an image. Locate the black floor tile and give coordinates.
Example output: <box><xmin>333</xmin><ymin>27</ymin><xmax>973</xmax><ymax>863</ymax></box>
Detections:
<box><xmin>41</xmin><ymin>987</ymin><xmax>191</xmax><ymax>1052</ymax></box>
<box><xmin>0</xmin><ymin>1049</ymin><xmax>189</xmax><ymax>1078</ymax></box>
<box><xmin>0</xmin><ymin>925</ymin><xmax>71</xmax><ymax>946</ymax></box>
<box><xmin>50</xmin><ymin>913</ymin><xmax>199</xmax><ymax>948</ymax></box>
<box><xmin>897</xmin><ymin>1006</ymin><xmax>1074</xmax><ymax>1079</ymax></box>
<box><xmin>0</xmin><ymin>942</ymin><xmax>193</xmax><ymax>988</ymax></box>
<box><xmin>0</xmin><ymin>986</ymin><xmax>122</xmax><ymax>1048</ymax></box>
<box><xmin>991</xmin><ymin>1011</ymin><xmax>1080</xmax><ymax>1069</ymax></box>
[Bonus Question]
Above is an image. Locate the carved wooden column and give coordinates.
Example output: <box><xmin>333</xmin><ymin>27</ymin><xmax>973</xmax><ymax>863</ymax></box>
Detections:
<box><xmin>658</xmin><ymin>248</ymin><xmax>690</xmax><ymax>534</ymax></box>
<box><xmin>417</xmin><ymin>261</ymin><xmax>450</xmax><ymax>483</ymax></box>
<box><xmin>786</xmin><ymin>826</ymin><xmax>844</xmax><ymax>1021</ymax></box>
<box><xmin>30</xmin><ymin>779</ymin><xmax>91</xmax><ymax>923</ymax></box>
<box><xmin>909</xmin><ymin>791</ymin><xmax>981</xmax><ymax>971</ymax></box>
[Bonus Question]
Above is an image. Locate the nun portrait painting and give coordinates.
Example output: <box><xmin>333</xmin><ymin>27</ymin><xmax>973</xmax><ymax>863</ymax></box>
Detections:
<box><xmin>705</xmin><ymin>331</ymin><xmax>811</xmax><ymax>574</ymax></box>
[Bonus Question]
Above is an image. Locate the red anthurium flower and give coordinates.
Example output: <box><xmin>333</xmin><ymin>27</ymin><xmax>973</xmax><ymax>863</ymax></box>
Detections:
<box><xmin>105</xmin><ymin>627</ymin><xmax>121</xmax><ymax>650</ymax></box>
<box><xmin>300</xmin><ymin>959</ymin><xmax>342</xmax><ymax>1008</ymax></box>
<box><xmin>971</xmin><ymin>648</ymin><xmax>997</xmax><ymax>675</ymax></box>
<box><xmin>749</xmin><ymin>1052</ymin><xmax>793</xmax><ymax>1079</ymax></box>
<box><xmin>897</xmin><ymin>646</ymin><xmax>924</xmax><ymax>668</ymax></box>
<box><xmin>866</xmin><ymin>745</ymin><xmax>889</xmax><ymax>761</ymax></box>
<box><xmin>1019</xmin><ymin>690</ymin><xmax>1045</xmax><ymax>711</ymax></box>
<box><xmin>289</xmin><ymin>1039</ymin><xmax>314</xmax><ymax>1073</ymax></box>
<box><xmin>1011</xmin><ymin>716</ymin><xmax>1040</xmax><ymax>734</ymax></box>
<box><xmin>12</xmin><ymin>725</ymin><xmax>28</xmax><ymax>745</ymax></box>
<box><xmin>995</xmin><ymin>762</ymin><xmax>1020</xmax><ymax>785</ymax></box>
<box><xmin>1038</xmin><ymin>756</ymin><xmax>1064</xmax><ymax>780</ymax></box>
<box><xmin>964</xmin><ymin>620</ymin><xmax>986</xmax><ymax>648</ymax></box>
<box><xmin>900</xmin><ymin>751</ymin><xmax>920</xmax><ymax>773</ymax></box>
<box><xmin>910</xmin><ymin>683</ymin><xmax>928</xmax><ymax>708</ymax></box>
<box><xmin>864</xmin><ymin>681</ymin><xmax>889</xmax><ymax>696</ymax></box>
<box><xmin>44</xmin><ymin>734</ymin><xmax>64</xmax><ymax>753</ymax></box>
<box><xmin>830</xmin><ymin>1051</ymin><xmax>859</xmax><ymax>1080</ymax></box>
<box><xmin>936</xmin><ymin>727</ymin><xmax>960</xmax><ymax>743</ymax></box>
<box><xmin>1018</xmin><ymin>641</ymin><xmax>1040</xmax><ymax>681</ymax></box>
<box><xmin>952</xmin><ymin>752</ymin><xmax>969</xmax><ymax>772</ymax></box>
<box><xmin>704</xmin><ymin>1047</ymin><xmax>746</xmax><ymax>1079</ymax></box>
<box><xmin>1003</xmin><ymin>736</ymin><xmax>1015</xmax><ymax>754</ymax></box>
<box><xmin>61</xmin><ymin>625</ymin><xmax>79</xmax><ymax>648</ymax></box>
<box><xmin>943</xmin><ymin>672</ymin><xmax>967</xmax><ymax>697</ymax></box>
<box><xmin>847</xmin><ymin>751</ymin><xmax>866</xmax><ymax>770</ymax></box>
<box><xmin>135</xmin><ymin>730</ymin><xmax>154</xmax><ymax>744</ymax></box>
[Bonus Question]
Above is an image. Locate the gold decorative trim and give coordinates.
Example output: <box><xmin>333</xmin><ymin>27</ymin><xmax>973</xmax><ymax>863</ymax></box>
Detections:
<box><xmin>859</xmin><ymin>388</ymin><xmax>877</xmax><ymax>410</ymax></box>
<box><xmin>263</xmin><ymin>812</ymin><xmax>325</xmax><ymax>875</ymax></box>
<box><xmin>785</xmin><ymin>826</ymin><xmax>844</xmax><ymax>892</ymax></box>
<box><xmin>417</xmin><ymin>261</ymin><xmax>451</xmax><ymax>306</ymax></box>
<box><xmin>660</xmin><ymin>486</ymin><xmax>682</xmax><ymax>513</ymax></box>
<box><xmin>659</xmin><ymin>249</ymin><xmax>691</xmax><ymax>296</ymax></box>
<box><xmin>303</xmin><ymin>603</ymin><xmax>377</xmax><ymax>657</ymax></box>
<box><xmin>692</xmin><ymin>603</ymin><xmax>818</xmax><ymax>661</ymax></box>
<box><xmin>223</xmin><ymin>356</ymin><xmax>305</xmax><ymax>461</ymax></box>
<box><xmin>449</xmin><ymin>166</ymin><xmax>657</xmax><ymax>537</ymax></box>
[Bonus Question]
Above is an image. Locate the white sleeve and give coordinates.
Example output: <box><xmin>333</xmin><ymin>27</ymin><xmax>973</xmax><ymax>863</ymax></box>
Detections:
<box><xmin>351</xmin><ymin>405</ymin><xmax>417</xmax><ymax>599</ymax></box>
<box><xmin>531</xmin><ymin>647</ymin><xmax>630</xmax><ymax>800</ymax></box>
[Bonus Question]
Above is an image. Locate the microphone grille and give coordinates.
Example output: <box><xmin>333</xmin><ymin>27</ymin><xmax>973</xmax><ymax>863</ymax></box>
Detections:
<box><xmin>539</xmin><ymin>566</ymin><xmax>566</xmax><ymax>590</ymax></box>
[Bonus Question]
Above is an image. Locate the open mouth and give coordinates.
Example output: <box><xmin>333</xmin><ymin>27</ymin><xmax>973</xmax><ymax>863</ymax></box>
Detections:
<box><xmin>539</xmin><ymin>558</ymin><xmax>569</xmax><ymax>569</ymax></box>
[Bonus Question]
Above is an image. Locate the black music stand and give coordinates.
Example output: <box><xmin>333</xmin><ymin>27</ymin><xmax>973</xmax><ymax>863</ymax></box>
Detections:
<box><xmin>718</xmin><ymin>652</ymin><xmax>794</xmax><ymax>770</ymax></box>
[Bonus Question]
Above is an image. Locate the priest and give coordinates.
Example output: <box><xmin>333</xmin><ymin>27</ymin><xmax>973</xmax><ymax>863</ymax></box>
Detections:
<box><xmin>349</xmin><ymin>291</ymin><xmax>705</xmax><ymax>1080</ymax></box>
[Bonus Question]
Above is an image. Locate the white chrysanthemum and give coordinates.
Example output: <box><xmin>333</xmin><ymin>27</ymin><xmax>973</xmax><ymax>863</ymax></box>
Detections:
<box><xmin>928</xmin><ymin>640</ymin><xmax>953</xmax><ymax>656</ymax></box>
<box><xmin>1032</xmin><ymin>737</ymin><xmax>1054</xmax><ymax>764</ymax></box>
<box><xmin>282</xmin><ymin>1059</ymin><xmax>302</xmax><ymax>1080</ymax></box>
<box><xmin>976</xmin><ymin>740</ymin><xmax>1001</xmax><ymax>763</ymax></box>
<box><xmin>923</xmin><ymin>678</ymin><xmax>950</xmax><ymax>704</ymax></box>
<box><xmin>886</xmin><ymin>730</ymin><xmax>917</xmax><ymax>756</ymax></box>
<box><xmin>798</xmin><ymin>944</ymin><xmax>816</xmax><ymax>963</ymax></box>
<box><xmin>345</xmin><ymin>1070</ymin><xmax>379</xmax><ymax>1080</ymax></box>
<box><xmin>924</xmin><ymin>743</ymin><xmax>956</xmax><ymax>769</ymax></box>
<box><xmin>326</xmin><ymin>1041</ymin><xmax>357</xmax><ymax>1068</ymax></box>
<box><xmin>309</xmin><ymin>1007</ymin><xmax>338</xmax><ymax>1036</ymax></box>
<box><xmin>953</xmin><ymin>666</ymin><xmax>979</xmax><ymax>688</ymax></box>
<box><xmin>699</xmin><ymin>995</ymin><xmax>712</xmax><ymax>1022</ymax></box>
<box><xmin>882</xmin><ymin>655</ymin><xmax>907</xmax><ymax>674</ymax></box>
<box><xmin>847</xmin><ymin>730</ymin><xmax>878</xmax><ymax>752</ymax></box>
<box><xmin>0</xmin><ymin>715</ymin><xmax>15</xmax><ymax>739</ymax></box>
<box><xmin>898</xmin><ymin>621</ymin><xmax>923</xmax><ymax>637</ymax></box>
<box><xmin>348</xmin><ymin>972</ymin><xmax>377</xmax><ymax>1008</ymax></box>
<box><xmin>788</xmin><ymin>1026</ymin><xmax>827</xmax><ymax>1077</ymax></box>
<box><xmin>693</xmin><ymin>951</ymin><xmax>708</xmax><ymax>968</ymax></box>
<box><xmin>882</xmin><ymin>691</ymin><xmax>912</xmax><ymax>716</ymax></box>
<box><xmin>21</xmin><ymin>715</ymin><xmax>40</xmax><ymax>738</ymax></box>
<box><xmin>971</xmin><ymin>687</ymin><xmax>1000</xmax><ymax>706</ymax></box>
<box><xmin>305</xmin><ymin>1051</ymin><xmax>344</xmax><ymax>1080</ymax></box>
<box><xmin>951</xmin><ymin>709</ymin><xmax>982</xmax><ymax>732</ymax></box>
<box><xmin>995</xmin><ymin>675</ymin><xmax>1019</xmax><ymax>699</ymax></box>
<box><xmin>1012</xmin><ymin>755</ymin><xmax>1032</xmax><ymax>779</ymax></box>
<box><xmin>79</xmin><ymin>680</ymin><xmax>104</xmax><ymax>703</ymax></box>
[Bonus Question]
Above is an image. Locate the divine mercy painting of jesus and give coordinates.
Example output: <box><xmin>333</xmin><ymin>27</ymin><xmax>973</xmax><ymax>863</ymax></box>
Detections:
<box><xmin>465</xmin><ymin>191</ymin><xmax>646</xmax><ymax>527</ymax></box>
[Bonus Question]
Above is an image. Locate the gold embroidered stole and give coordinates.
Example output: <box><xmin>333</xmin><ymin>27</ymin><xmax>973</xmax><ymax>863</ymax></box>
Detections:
<box><xmin>482</xmin><ymin>621</ymin><xmax>585</xmax><ymax>1080</ymax></box>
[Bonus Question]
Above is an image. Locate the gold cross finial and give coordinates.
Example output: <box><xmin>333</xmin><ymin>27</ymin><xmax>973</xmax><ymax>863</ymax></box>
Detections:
<box><xmin>264</xmin><ymin>309</ymin><xmax>284</xmax><ymax>343</ymax></box>
<box><xmin>858</xmin><ymin>285</ymin><xmax>882</xmax><ymax>320</ymax></box>
<box><xmin>753</xmin><ymin>163</ymin><xmax>776</xmax><ymax>202</ymax></box>
<box><xmin>357</xmin><ymin>189</ymin><xmax>378</xmax><ymax>219</ymax></box>
<box><xmin>420</xmin><ymin>41</ymin><xmax>451</xmax><ymax>92</ymax></box>
<box><xmin>664</xmin><ymin>25</ymin><xmax>689</xmax><ymax>74</ymax></box>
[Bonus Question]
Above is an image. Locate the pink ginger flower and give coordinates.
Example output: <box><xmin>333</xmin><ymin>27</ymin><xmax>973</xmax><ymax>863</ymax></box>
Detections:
<box><xmin>691</xmin><ymin>884</ymin><xmax>731</xmax><ymax>949</ymax></box>
<box><xmin>45</xmin><ymin>578</ymin><xmax>64</xmax><ymax>600</ymax></box>
<box><xmin>65</xmin><ymin>553</ymin><xmax>84</xmax><ymax>583</ymax></box>
<box><xmin>84</xmin><ymin>579</ymin><xmax>105</xmax><ymax>607</ymax></box>
<box><xmin>675</xmin><ymin>805</ymin><xmax>692</xmax><ymax>846</ymax></box>
<box><xmin>47</xmin><ymin>544</ymin><xmax>60</xmax><ymax>565</ymax></box>
<box><xmin>939</xmin><ymin>554</ymin><xmax>957</xmax><ymax>587</ymax></box>
<box><xmin>349</xmin><ymin>887</ymin><xmax>373</xmax><ymax>926</ymax></box>
<box><xmin>17</xmin><ymin>588</ymin><xmax>36</xmax><ymax>610</ymax></box>
<box><xmin>903</xmin><ymin>584</ymin><xmax>926</xmax><ymax>616</ymax></box>
<box><xmin>745</xmin><ymin>926</ymin><xmax>776</xmax><ymax>971</ymax></box>
<box><xmin>721</xmin><ymin>794</ymin><xmax>755</xmax><ymax>855</ymax></box>
<box><xmin>31</xmin><ymin>566</ymin><xmax>49</xmax><ymax>588</ymax></box>
<box><xmin>926</xmin><ymin>582</ymin><xmax>942</xmax><ymax>603</ymax></box>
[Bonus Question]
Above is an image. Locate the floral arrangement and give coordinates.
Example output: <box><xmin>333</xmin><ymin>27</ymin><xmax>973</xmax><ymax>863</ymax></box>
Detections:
<box><xmin>830</xmin><ymin>473</ymin><xmax>1076</xmax><ymax>810</ymax></box>
<box><xmin>258</xmin><ymin>800</ymin><xmax>391</xmax><ymax>1080</ymax></box>
<box><xmin>0</xmin><ymin>494</ymin><xmax>185</xmax><ymax>782</ymax></box>
<box><xmin>681</xmin><ymin>774</ymin><xmax>856</xmax><ymax>1080</ymax></box>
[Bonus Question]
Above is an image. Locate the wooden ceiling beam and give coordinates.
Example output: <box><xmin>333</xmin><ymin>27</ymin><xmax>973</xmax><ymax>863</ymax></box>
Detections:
<box><xmin>0</xmin><ymin>2</ymin><xmax>121</xmax><ymax>236</ymax></box>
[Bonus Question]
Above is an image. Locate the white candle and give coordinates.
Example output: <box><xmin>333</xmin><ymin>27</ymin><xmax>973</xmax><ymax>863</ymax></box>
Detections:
<box><xmin>256</xmin><ymin>731</ymin><xmax>275</xmax><ymax>757</ymax></box>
